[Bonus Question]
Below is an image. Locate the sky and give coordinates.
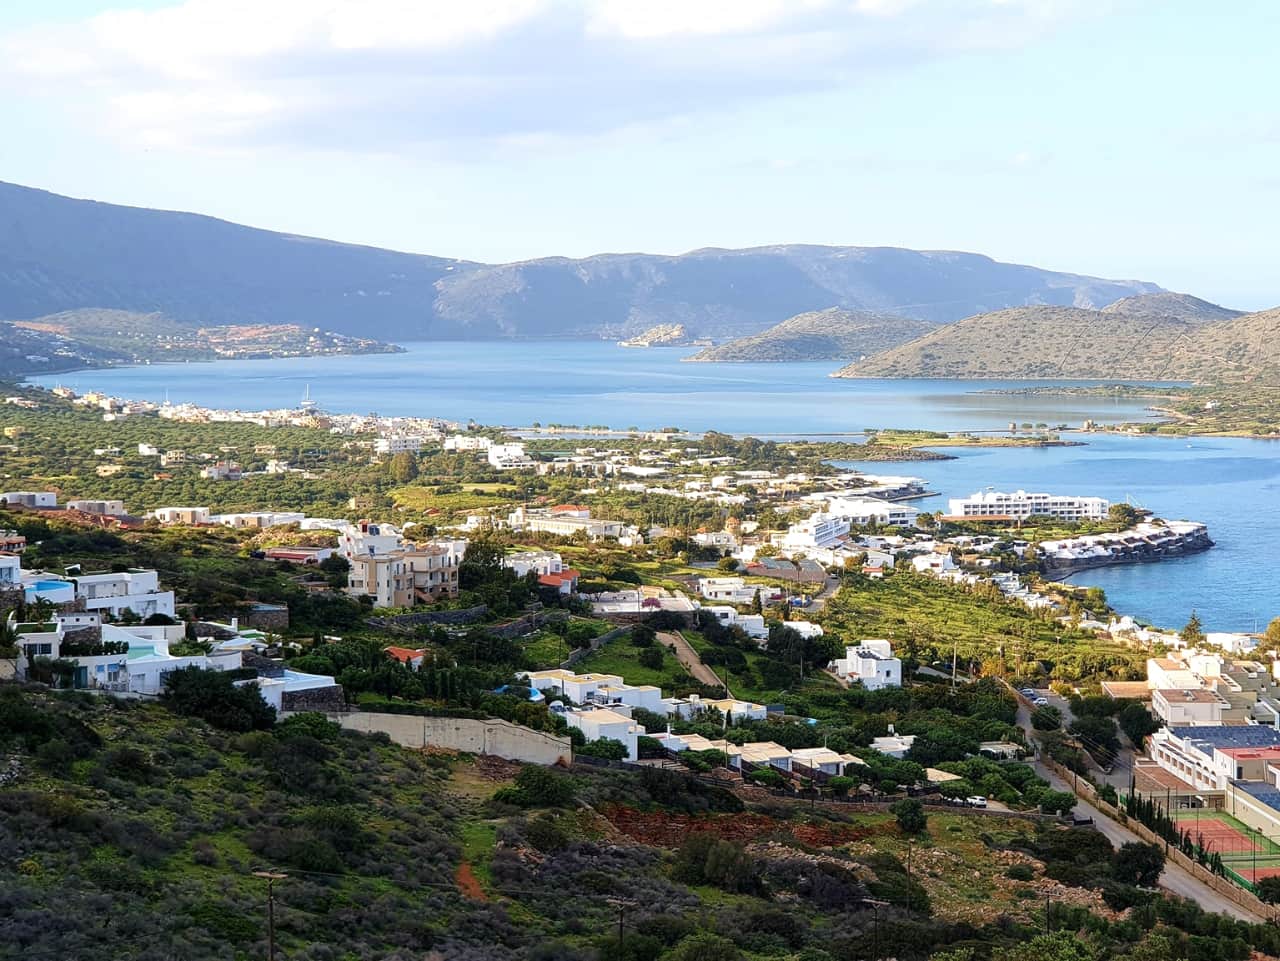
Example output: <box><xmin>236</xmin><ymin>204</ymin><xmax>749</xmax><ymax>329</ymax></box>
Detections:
<box><xmin>0</xmin><ymin>0</ymin><xmax>1276</xmax><ymax>308</ymax></box>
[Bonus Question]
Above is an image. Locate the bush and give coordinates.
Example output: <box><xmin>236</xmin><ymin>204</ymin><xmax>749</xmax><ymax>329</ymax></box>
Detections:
<box><xmin>637</xmin><ymin>647</ymin><xmax>664</xmax><ymax>671</ymax></box>
<box><xmin>891</xmin><ymin>797</ymin><xmax>927</xmax><ymax>835</ymax></box>
<box><xmin>630</xmin><ymin>623</ymin><xmax>657</xmax><ymax>647</ymax></box>
<box><xmin>828</xmin><ymin>775</ymin><xmax>855</xmax><ymax>797</ymax></box>
<box><xmin>1005</xmin><ymin>864</ymin><xmax>1035</xmax><ymax>881</ymax></box>
<box><xmin>276</xmin><ymin>712</ymin><xmax>340</xmax><ymax>742</ymax></box>
<box><xmin>667</xmin><ymin>933</ymin><xmax>741</xmax><ymax>961</ymax></box>
<box><xmin>1030</xmin><ymin>706</ymin><xmax>1062</xmax><ymax>731</ymax></box>
<box><xmin>161</xmin><ymin>667</ymin><xmax>276</xmax><ymax>732</ymax></box>
<box><xmin>576</xmin><ymin>737</ymin><xmax>628</xmax><ymax>761</ymax></box>
<box><xmin>501</xmin><ymin>765</ymin><xmax>575</xmax><ymax>807</ymax></box>
<box><xmin>523</xmin><ymin>813</ymin><xmax>570</xmax><ymax>853</ymax></box>
<box><xmin>747</xmin><ymin>768</ymin><xmax>785</xmax><ymax>789</ymax></box>
<box><xmin>672</xmin><ymin>835</ymin><xmax>762</xmax><ymax>894</ymax></box>
<box><xmin>1112</xmin><ymin>841</ymin><xmax>1164</xmax><ymax>887</ymax></box>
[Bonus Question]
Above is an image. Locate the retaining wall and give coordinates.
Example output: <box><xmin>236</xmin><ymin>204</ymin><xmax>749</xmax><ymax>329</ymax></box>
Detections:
<box><xmin>1043</xmin><ymin>757</ymin><xmax>1269</xmax><ymax>919</ymax></box>
<box><xmin>310</xmin><ymin>711</ymin><xmax>572</xmax><ymax>766</ymax></box>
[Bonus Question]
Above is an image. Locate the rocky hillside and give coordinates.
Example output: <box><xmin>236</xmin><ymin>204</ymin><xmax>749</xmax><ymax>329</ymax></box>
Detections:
<box><xmin>684</xmin><ymin>307</ymin><xmax>938</xmax><ymax>362</ymax></box>
<box><xmin>1100</xmin><ymin>292</ymin><xmax>1243</xmax><ymax>325</ymax></box>
<box><xmin>832</xmin><ymin>307</ymin><xmax>1200</xmax><ymax>380</ymax></box>
<box><xmin>834</xmin><ymin>303</ymin><xmax>1280</xmax><ymax>383</ymax></box>
<box><xmin>0</xmin><ymin>181</ymin><xmax>1164</xmax><ymax>343</ymax></box>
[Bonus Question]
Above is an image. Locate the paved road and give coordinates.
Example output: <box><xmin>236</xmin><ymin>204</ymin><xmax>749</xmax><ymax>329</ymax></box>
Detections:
<box><xmin>660</xmin><ymin>631</ymin><xmax>726</xmax><ymax>692</ymax></box>
<box><xmin>1014</xmin><ymin>700</ymin><xmax>1263</xmax><ymax>921</ymax></box>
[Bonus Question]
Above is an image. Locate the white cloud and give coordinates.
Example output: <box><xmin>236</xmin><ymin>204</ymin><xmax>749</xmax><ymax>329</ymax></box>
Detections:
<box><xmin>0</xmin><ymin>0</ymin><xmax>1093</xmax><ymax>155</ymax></box>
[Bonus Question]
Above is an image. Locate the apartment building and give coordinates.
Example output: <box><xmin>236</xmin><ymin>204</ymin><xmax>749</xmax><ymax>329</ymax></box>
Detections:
<box><xmin>340</xmin><ymin>520</ymin><xmax>464</xmax><ymax>608</ymax></box>
<box><xmin>74</xmin><ymin>569</ymin><xmax>176</xmax><ymax>620</ymax></box>
<box><xmin>149</xmin><ymin>506</ymin><xmax>211</xmax><ymax>526</ymax></box>
<box><xmin>0</xmin><ymin>491</ymin><xmax>56</xmax><ymax>509</ymax></box>
<box><xmin>487</xmin><ymin>443</ymin><xmax>535</xmax><ymax>470</ymax></box>
<box><xmin>507</xmin><ymin>506</ymin><xmax>639</xmax><ymax>542</ymax></box>
<box><xmin>946</xmin><ymin>490</ymin><xmax>1109</xmax><ymax>521</ymax></box>
<box><xmin>67</xmin><ymin>499</ymin><xmax>127</xmax><ymax>516</ymax></box>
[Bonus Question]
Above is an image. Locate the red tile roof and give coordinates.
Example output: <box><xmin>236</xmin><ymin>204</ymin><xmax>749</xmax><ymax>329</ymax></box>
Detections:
<box><xmin>385</xmin><ymin>646</ymin><xmax>425</xmax><ymax>664</ymax></box>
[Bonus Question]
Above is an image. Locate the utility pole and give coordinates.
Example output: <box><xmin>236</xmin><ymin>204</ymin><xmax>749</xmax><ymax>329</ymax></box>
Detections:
<box><xmin>253</xmin><ymin>871</ymin><xmax>288</xmax><ymax>961</ymax></box>
<box><xmin>605</xmin><ymin>897</ymin><xmax>633</xmax><ymax>947</ymax></box>
<box><xmin>1045</xmin><ymin>894</ymin><xmax>1051</xmax><ymax>933</ymax></box>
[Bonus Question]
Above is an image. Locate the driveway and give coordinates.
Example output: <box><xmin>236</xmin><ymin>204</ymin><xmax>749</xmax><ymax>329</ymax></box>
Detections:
<box><xmin>660</xmin><ymin>631</ymin><xmax>727</xmax><ymax>692</ymax></box>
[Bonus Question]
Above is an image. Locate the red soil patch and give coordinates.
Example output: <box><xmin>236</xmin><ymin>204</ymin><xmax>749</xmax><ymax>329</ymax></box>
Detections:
<box><xmin>455</xmin><ymin>861</ymin><xmax>487</xmax><ymax>901</ymax></box>
<box><xmin>601</xmin><ymin>804</ymin><xmax>882</xmax><ymax>848</ymax></box>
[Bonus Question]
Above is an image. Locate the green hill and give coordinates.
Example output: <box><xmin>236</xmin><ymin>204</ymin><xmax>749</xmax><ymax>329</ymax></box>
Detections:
<box><xmin>831</xmin><ymin>306</ymin><xmax>1199</xmax><ymax>380</ymax></box>
<box><xmin>683</xmin><ymin>307</ymin><xmax>938</xmax><ymax>362</ymax></box>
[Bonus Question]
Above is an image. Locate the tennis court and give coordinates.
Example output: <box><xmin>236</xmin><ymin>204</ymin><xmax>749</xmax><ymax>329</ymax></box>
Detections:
<box><xmin>1174</xmin><ymin>810</ymin><xmax>1280</xmax><ymax>882</ymax></box>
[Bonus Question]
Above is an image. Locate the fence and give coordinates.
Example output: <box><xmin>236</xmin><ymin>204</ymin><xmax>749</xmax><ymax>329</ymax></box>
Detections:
<box><xmin>1042</xmin><ymin>756</ymin><xmax>1271</xmax><ymax>919</ymax></box>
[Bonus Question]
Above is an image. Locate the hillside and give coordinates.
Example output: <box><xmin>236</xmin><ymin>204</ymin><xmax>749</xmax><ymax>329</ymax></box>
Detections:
<box><xmin>1101</xmin><ymin>292</ymin><xmax>1243</xmax><ymax>325</ymax></box>
<box><xmin>0</xmin><ymin>181</ymin><xmax>1164</xmax><ymax>344</ymax></box>
<box><xmin>1167</xmin><ymin>307</ymin><xmax>1280</xmax><ymax>383</ymax></box>
<box><xmin>684</xmin><ymin>307</ymin><xmax>938</xmax><ymax>362</ymax></box>
<box><xmin>12</xmin><ymin>307</ymin><xmax>400</xmax><ymax>362</ymax></box>
<box><xmin>832</xmin><ymin>307</ymin><xmax>1199</xmax><ymax>380</ymax></box>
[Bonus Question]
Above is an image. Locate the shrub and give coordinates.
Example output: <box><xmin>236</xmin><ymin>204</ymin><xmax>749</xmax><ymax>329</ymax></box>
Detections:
<box><xmin>747</xmin><ymin>768</ymin><xmax>785</xmax><ymax>789</ymax></box>
<box><xmin>637</xmin><ymin>647</ymin><xmax>664</xmax><ymax>671</ymax></box>
<box><xmin>507</xmin><ymin>765</ymin><xmax>575</xmax><ymax>807</ymax></box>
<box><xmin>828</xmin><ymin>775</ymin><xmax>855</xmax><ymax>797</ymax></box>
<box><xmin>276</xmin><ymin>712</ymin><xmax>341</xmax><ymax>742</ymax></box>
<box><xmin>161</xmin><ymin>667</ymin><xmax>276</xmax><ymax>732</ymax></box>
<box><xmin>577</xmin><ymin>737</ymin><xmax>628</xmax><ymax>761</ymax></box>
<box><xmin>890</xmin><ymin>797</ymin><xmax>927</xmax><ymax>835</ymax></box>
<box><xmin>523</xmin><ymin>813</ymin><xmax>570</xmax><ymax>853</ymax></box>
<box><xmin>1112</xmin><ymin>841</ymin><xmax>1164</xmax><ymax>887</ymax></box>
<box><xmin>1005</xmin><ymin>864</ymin><xmax>1035</xmax><ymax>881</ymax></box>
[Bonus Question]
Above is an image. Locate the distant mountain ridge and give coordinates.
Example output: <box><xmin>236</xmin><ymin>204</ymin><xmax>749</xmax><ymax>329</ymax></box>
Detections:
<box><xmin>684</xmin><ymin>307</ymin><xmax>938</xmax><ymax>362</ymax></box>
<box><xmin>832</xmin><ymin>299</ymin><xmax>1279</xmax><ymax>383</ymax></box>
<box><xmin>0</xmin><ymin>181</ymin><xmax>1165</xmax><ymax>344</ymax></box>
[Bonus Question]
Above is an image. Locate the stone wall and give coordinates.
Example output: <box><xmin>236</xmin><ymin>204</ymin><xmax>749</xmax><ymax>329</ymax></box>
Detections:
<box><xmin>561</xmin><ymin>626</ymin><xmax>630</xmax><ymax>669</ymax></box>
<box><xmin>366</xmin><ymin>605</ymin><xmax>489</xmax><ymax>633</ymax></box>
<box><xmin>281</xmin><ymin>684</ymin><xmax>346</xmax><ymax>713</ymax></box>
<box><xmin>0</xmin><ymin>586</ymin><xmax>23</xmax><ymax>612</ymax></box>
<box><xmin>246</xmin><ymin>605</ymin><xmax>290</xmax><ymax>631</ymax></box>
<box><xmin>312</xmin><ymin>711</ymin><xmax>572</xmax><ymax>765</ymax></box>
<box><xmin>61</xmin><ymin>625</ymin><xmax>102</xmax><ymax>646</ymax></box>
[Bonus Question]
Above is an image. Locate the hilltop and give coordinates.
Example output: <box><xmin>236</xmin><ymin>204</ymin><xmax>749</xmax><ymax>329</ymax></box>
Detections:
<box><xmin>0</xmin><ymin>181</ymin><xmax>1163</xmax><ymax>346</ymax></box>
<box><xmin>683</xmin><ymin>307</ymin><xmax>938</xmax><ymax>362</ymax></box>
<box><xmin>1100</xmin><ymin>292</ymin><xmax>1243</xmax><ymax>325</ymax></box>
<box><xmin>833</xmin><ymin>303</ymin><xmax>1280</xmax><ymax>383</ymax></box>
<box><xmin>831</xmin><ymin>306</ymin><xmax>1199</xmax><ymax>380</ymax></box>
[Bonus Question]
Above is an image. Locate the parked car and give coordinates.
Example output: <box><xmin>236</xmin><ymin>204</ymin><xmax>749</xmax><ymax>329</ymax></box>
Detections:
<box><xmin>1033</xmin><ymin>697</ymin><xmax>1049</xmax><ymax>707</ymax></box>
<box><xmin>965</xmin><ymin>796</ymin><xmax>988</xmax><ymax>808</ymax></box>
<box><xmin>1019</xmin><ymin>688</ymin><xmax>1036</xmax><ymax>697</ymax></box>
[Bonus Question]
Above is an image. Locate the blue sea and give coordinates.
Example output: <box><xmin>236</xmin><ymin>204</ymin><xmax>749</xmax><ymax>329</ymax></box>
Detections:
<box><xmin>33</xmin><ymin>341</ymin><xmax>1280</xmax><ymax>633</ymax></box>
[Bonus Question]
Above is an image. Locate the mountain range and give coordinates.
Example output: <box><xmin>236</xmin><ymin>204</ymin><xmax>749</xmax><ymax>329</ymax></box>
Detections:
<box><xmin>0</xmin><ymin>181</ymin><xmax>1162</xmax><ymax>344</ymax></box>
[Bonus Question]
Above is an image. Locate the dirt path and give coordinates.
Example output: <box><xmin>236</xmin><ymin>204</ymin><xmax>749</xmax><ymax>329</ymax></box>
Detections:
<box><xmin>659</xmin><ymin>631</ymin><xmax>726</xmax><ymax>692</ymax></box>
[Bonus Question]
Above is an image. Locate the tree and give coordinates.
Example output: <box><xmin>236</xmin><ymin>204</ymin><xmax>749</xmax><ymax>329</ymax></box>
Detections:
<box><xmin>1038</xmin><ymin>790</ymin><xmax>1077</xmax><ymax>816</ymax></box>
<box><xmin>1031</xmin><ymin>705</ymin><xmax>1063</xmax><ymax>731</ymax></box>
<box><xmin>751</xmin><ymin>589</ymin><xmax>763</xmax><ymax>615</ymax></box>
<box><xmin>1112</xmin><ymin>841</ymin><xmax>1164</xmax><ymax>887</ymax></box>
<box><xmin>716</xmin><ymin>556</ymin><xmax>739</xmax><ymax>573</ymax></box>
<box><xmin>387</xmin><ymin>451</ymin><xmax>418</xmax><ymax>482</ymax></box>
<box><xmin>637</xmin><ymin>646</ymin><xmax>664</xmax><ymax>670</ymax></box>
<box><xmin>890</xmin><ymin>797</ymin><xmax>927</xmax><ymax>835</ymax></box>
<box><xmin>1265</xmin><ymin>617</ymin><xmax>1280</xmax><ymax>650</ymax></box>
<box><xmin>1117</xmin><ymin>702</ymin><xmax>1159</xmax><ymax>748</ymax></box>
<box><xmin>161</xmin><ymin>667</ymin><xmax>276</xmax><ymax>732</ymax></box>
<box><xmin>1108</xmin><ymin>502</ymin><xmax>1142</xmax><ymax>527</ymax></box>
<box><xmin>1180</xmin><ymin>611</ymin><xmax>1205</xmax><ymax>648</ymax></box>
<box><xmin>1254</xmin><ymin>875</ymin><xmax>1280</xmax><ymax>904</ymax></box>
<box><xmin>666</xmin><ymin>933</ymin><xmax>741</xmax><ymax>961</ymax></box>
<box><xmin>995</xmin><ymin>933</ymin><xmax>1095</xmax><ymax>961</ymax></box>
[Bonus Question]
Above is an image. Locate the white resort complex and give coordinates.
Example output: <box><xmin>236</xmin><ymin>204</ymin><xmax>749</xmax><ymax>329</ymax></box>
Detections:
<box><xmin>946</xmin><ymin>490</ymin><xmax>1110</xmax><ymax>521</ymax></box>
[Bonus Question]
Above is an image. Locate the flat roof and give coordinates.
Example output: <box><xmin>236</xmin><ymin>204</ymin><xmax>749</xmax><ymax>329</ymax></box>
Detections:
<box><xmin>1156</xmin><ymin>688</ymin><xmax>1224</xmax><ymax>703</ymax></box>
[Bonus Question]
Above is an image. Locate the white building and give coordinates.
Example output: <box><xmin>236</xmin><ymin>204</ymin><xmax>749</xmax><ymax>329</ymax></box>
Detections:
<box><xmin>1153</xmin><ymin>688</ymin><xmax>1231</xmax><ymax>727</ymax></box>
<box><xmin>0</xmin><ymin>491</ymin><xmax>56</xmax><ymax>509</ymax></box>
<box><xmin>488</xmin><ymin>443</ymin><xmax>535</xmax><ymax>470</ymax></box>
<box><xmin>211</xmin><ymin>511</ymin><xmax>307</xmax><ymax>529</ymax></box>
<box><xmin>870</xmin><ymin>729</ymin><xmax>917</xmax><ymax>758</ymax></box>
<box><xmin>558</xmin><ymin>706</ymin><xmax>640</xmax><ymax>760</ymax></box>
<box><xmin>701</xmin><ymin>605</ymin><xmax>767</xmax><ymax>639</ymax></box>
<box><xmin>696</xmin><ymin>577</ymin><xmax>759</xmax><ymax>604</ymax></box>
<box><xmin>946</xmin><ymin>490</ymin><xmax>1109</xmax><ymax>521</ymax></box>
<box><xmin>74</xmin><ymin>570</ymin><xmax>176</xmax><ymax>620</ymax></box>
<box><xmin>374</xmin><ymin>434</ymin><xmax>425</xmax><ymax>455</ymax></box>
<box><xmin>149</xmin><ymin>506</ymin><xmax>211</xmax><ymax>526</ymax></box>
<box><xmin>504</xmin><ymin>551</ymin><xmax>568</xmax><ymax>578</ymax></box>
<box><xmin>910</xmin><ymin>552</ymin><xmax>956</xmax><ymax>575</ymax></box>
<box><xmin>826</xmin><ymin>496</ymin><xmax>920</xmax><ymax>529</ymax></box>
<box><xmin>664</xmin><ymin>694</ymin><xmax>768</xmax><ymax>722</ymax></box>
<box><xmin>782</xmin><ymin>512</ymin><xmax>851</xmax><ymax>551</ymax></box>
<box><xmin>443</xmin><ymin>434</ymin><xmax>492</xmax><ymax>452</ymax></box>
<box><xmin>67</xmin><ymin>499</ymin><xmax>127</xmax><ymax>517</ymax></box>
<box><xmin>833</xmin><ymin>640</ymin><xmax>902</xmax><ymax>690</ymax></box>
<box><xmin>508</xmin><ymin>506</ymin><xmax>639</xmax><ymax>543</ymax></box>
